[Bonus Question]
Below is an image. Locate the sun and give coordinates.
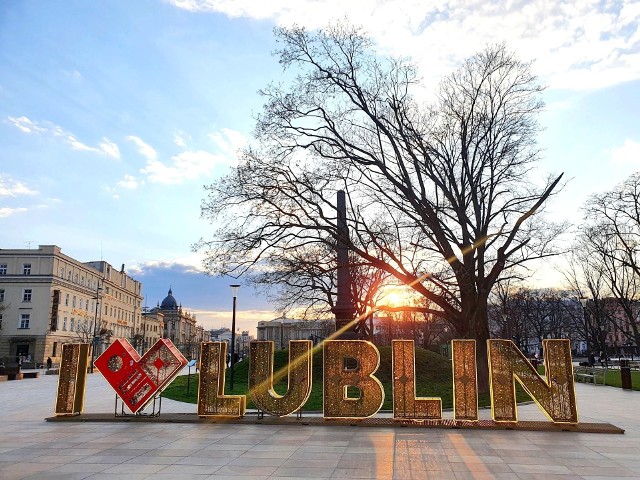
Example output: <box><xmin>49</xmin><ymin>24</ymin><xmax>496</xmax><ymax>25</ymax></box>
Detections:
<box><xmin>385</xmin><ymin>291</ymin><xmax>403</xmax><ymax>307</ymax></box>
<box><xmin>379</xmin><ymin>286</ymin><xmax>414</xmax><ymax>308</ymax></box>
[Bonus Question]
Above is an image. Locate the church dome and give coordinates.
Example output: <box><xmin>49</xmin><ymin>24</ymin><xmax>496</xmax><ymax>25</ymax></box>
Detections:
<box><xmin>160</xmin><ymin>288</ymin><xmax>178</xmax><ymax>310</ymax></box>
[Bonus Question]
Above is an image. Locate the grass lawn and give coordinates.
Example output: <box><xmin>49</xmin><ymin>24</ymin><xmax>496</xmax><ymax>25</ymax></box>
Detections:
<box><xmin>162</xmin><ymin>346</ymin><xmax>532</xmax><ymax>410</ymax></box>
<box><xmin>603</xmin><ymin>368</ymin><xmax>640</xmax><ymax>390</ymax></box>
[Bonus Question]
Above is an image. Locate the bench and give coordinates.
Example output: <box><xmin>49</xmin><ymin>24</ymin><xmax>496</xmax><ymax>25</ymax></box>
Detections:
<box><xmin>22</xmin><ymin>372</ymin><xmax>40</xmax><ymax>379</ymax></box>
<box><xmin>0</xmin><ymin>364</ymin><xmax>23</xmax><ymax>381</ymax></box>
<box><xmin>574</xmin><ymin>366</ymin><xmax>606</xmax><ymax>385</ymax></box>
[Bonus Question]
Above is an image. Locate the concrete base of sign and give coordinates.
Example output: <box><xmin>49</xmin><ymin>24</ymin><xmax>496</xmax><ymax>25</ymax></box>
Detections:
<box><xmin>45</xmin><ymin>412</ymin><xmax>624</xmax><ymax>434</ymax></box>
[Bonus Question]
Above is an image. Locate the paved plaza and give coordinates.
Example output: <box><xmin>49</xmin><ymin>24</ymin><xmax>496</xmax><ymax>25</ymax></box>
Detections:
<box><xmin>0</xmin><ymin>369</ymin><xmax>638</xmax><ymax>479</ymax></box>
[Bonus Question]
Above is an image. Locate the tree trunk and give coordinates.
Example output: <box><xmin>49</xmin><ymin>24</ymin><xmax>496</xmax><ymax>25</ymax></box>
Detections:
<box><xmin>473</xmin><ymin>310</ymin><xmax>491</xmax><ymax>395</ymax></box>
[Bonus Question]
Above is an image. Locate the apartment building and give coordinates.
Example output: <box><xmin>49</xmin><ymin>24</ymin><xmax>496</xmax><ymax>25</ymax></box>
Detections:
<box><xmin>0</xmin><ymin>245</ymin><xmax>142</xmax><ymax>364</ymax></box>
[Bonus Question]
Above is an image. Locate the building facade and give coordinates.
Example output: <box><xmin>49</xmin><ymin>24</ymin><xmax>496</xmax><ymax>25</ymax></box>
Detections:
<box><xmin>138</xmin><ymin>309</ymin><xmax>164</xmax><ymax>352</ymax></box>
<box><xmin>0</xmin><ymin>245</ymin><xmax>142</xmax><ymax>365</ymax></box>
<box><xmin>144</xmin><ymin>288</ymin><xmax>207</xmax><ymax>359</ymax></box>
<box><xmin>256</xmin><ymin>317</ymin><xmax>334</xmax><ymax>349</ymax></box>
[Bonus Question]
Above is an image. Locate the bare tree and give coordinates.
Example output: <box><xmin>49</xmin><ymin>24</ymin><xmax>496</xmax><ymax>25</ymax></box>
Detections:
<box><xmin>250</xmin><ymin>242</ymin><xmax>391</xmax><ymax>319</ymax></box>
<box><xmin>561</xmin><ymin>238</ymin><xmax>624</xmax><ymax>358</ymax></box>
<box><xmin>578</xmin><ymin>175</ymin><xmax>640</xmax><ymax>353</ymax></box>
<box><xmin>73</xmin><ymin>318</ymin><xmax>94</xmax><ymax>344</ymax></box>
<box><xmin>197</xmin><ymin>25</ymin><xmax>564</xmax><ymax>392</ymax></box>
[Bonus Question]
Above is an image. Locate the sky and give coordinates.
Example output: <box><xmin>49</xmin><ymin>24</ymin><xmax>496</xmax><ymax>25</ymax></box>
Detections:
<box><xmin>1</xmin><ymin>0</ymin><xmax>639</xmax><ymax>335</ymax></box>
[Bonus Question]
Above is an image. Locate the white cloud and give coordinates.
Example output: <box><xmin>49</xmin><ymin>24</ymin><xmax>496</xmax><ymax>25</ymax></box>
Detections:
<box><xmin>139</xmin><ymin>128</ymin><xmax>245</xmax><ymax>184</ymax></box>
<box><xmin>127</xmin><ymin>135</ymin><xmax>158</xmax><ymax>161</ymax></box>
<box><xmin>173</xmin><ymin>130</ymin><xmax>190</xmax><ymax>148</ymax></box>
<box><xmin>209</xmin><ymin>128</ymin><xmax>248</xmax><ymax>159</ymax></box>
<box><xmin>127</xmin><ymin>257</ymin><xmax>205</xmax><ymax>276</ymax></box>
<box><xmin>6</xmin><ymin>116</ymin><xmax>120</xmax><ymax>158</ymax></box>
<box><xmin>141</xmin><ymin>150</ymin><xmax>226</xmax><ymax>184</ymax></box>
<box><xmin>0</xmin><ymin>175</ymin><xmax>38</xmax><ymax>197</ymax></box>
<box><xmin>169</xmin><ymin>0</ymin><xmax>640</xmax><ymax>91</ymax></box>
<box><xmin>0</xmin><ymin>207</ymin><xmax>27</xmax><ymax>218</ymax></box>
<box><xmin>99</xmin><ymin>138</ymin><xmax>120</xmax><ymax>159</ymax></box>
<box><xmin>6</xmin><ymin>116</ymin><xmax>48</xmax><ymax>134</ymax></box>
<box><xmin>116</xmin><ymin>174</ymin><xmax>144</xmax><ymax>190</ymax></box>
<box><xmin>608</xmin><ymin>138</ymin><xmax>640</xmax><ymax>165</ymax></box>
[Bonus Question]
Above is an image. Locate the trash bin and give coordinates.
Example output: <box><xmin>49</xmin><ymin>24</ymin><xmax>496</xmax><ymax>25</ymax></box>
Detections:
<box><xmin>620</xmin><ymin>359</ymin><xmax>632</xmax><ymax>390</ymax></box>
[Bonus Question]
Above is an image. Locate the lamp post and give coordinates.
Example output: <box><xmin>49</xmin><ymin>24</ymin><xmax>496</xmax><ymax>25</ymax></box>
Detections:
<box><xmin>229</xmin><ymin>284</ymin><xmax>240</xmax><ymax>390</ymax></box>
<box><xmin>90</xmin><ymin>281</ymin><xmax>103</xmax><ymax>373</ymax></box>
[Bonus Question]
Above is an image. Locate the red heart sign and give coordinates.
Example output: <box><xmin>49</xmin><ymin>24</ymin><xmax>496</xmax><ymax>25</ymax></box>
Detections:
<box><xmin>94</xmin><ymin>338</ymin><xmax>187</xmax><ymax>413</ymax></box>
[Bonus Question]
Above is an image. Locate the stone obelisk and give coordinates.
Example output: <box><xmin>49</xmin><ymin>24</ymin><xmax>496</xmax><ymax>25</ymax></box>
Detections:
<box><xmin>332</xmin><ymin>190</ymin><xmax>358</xmax><ymax>339</ymax></box>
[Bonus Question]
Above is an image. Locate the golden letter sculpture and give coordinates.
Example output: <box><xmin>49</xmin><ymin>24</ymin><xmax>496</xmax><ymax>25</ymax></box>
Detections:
<box><xmin>197</xmin><ymin>342</ymin><xmax>246</xmax><ymax>417</ymax></box>
<box><xmin>488</xmin><ymin>339</ymin><xmax>578</xmax><ymax>424</ymax></box>
<box><xmin>55</xmin><ymin>343</ymin><xmax>89</xmax><ymax>416</ymax></box>
<box><xmin>452</xmin><ymin>339</ymin><xmax>478</xmax><ymax>421</ymax></box>
<box><xmin>249</xmin><ymin>340</ymin><xmax>313</xmax><ymax>417</ymax></box>
<box><xmin>392</xmin><ymin>340</ymin><xmax>441</xmax><ymax>419</ymax></box>
<box><xmin>323</xmin><ymin>340</ymin><xmax>384</xmax><ymax>419</ymax></box>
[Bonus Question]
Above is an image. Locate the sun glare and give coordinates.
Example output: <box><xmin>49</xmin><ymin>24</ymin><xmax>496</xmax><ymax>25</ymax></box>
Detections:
<box><xmin>380</xmin><ymin>286</ymin><xmax>415</xmax><ymax>308</ymax></box>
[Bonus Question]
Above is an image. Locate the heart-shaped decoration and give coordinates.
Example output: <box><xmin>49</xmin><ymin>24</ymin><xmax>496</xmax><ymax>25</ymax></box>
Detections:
<box><xmin>94</xmin><ymin>338</ymin><xmax>188</xmax><ymax>413</ymax></box>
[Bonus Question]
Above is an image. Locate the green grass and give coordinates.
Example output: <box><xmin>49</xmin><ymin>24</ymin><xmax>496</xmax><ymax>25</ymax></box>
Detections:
<box><xmin>162</xmin><ymin>346</ymin><xmax>533</xmax><ymax>410</ymax></box>
<box><xmin>603</xmin><ymin>368</ymin><xmax>640</xmax><ymax>390</ymax></box>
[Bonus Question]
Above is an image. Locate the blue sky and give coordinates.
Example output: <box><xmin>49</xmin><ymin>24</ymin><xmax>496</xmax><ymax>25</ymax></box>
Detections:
<box><xmin>1</xmin><ymin>0</ymin><xmax>639</xmax><ymax>334</ymax></box>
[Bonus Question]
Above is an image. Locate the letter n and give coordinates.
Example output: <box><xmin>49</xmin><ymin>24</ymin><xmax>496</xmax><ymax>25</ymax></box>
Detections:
<box><xmin>488</xmin><ymin>339</ymin><xmax>577</xmax><ymax>424</ymax></box>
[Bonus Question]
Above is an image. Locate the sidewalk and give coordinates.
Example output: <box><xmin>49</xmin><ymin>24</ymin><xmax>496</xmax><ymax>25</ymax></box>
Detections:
<box><xmin>0</xmin><ymin>371</ymin><xmax>638</xmax><ymax>479</ymax></box>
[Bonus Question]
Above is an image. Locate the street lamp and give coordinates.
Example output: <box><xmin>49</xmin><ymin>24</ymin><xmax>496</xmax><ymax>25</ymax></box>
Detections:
<box><xmin>90</xmin><ymin>282</ymin><xmax>103</xmax><ymax>373</ymax></box>
<box><xmin>229</xmin><ymin>284</ymin><xmax>240</xmax><ymax>390</ymax></box>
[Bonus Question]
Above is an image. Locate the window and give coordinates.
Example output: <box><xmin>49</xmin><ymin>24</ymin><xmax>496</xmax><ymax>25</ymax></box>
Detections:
<box><xmin>0</xmin><ymin>264</ymin><xmax>6</xmax><ymax>275</ymax></box>
<box><xmin>65</xmin><ymin>293</ymin><xmax>69</xmax><ymax>306</ymax></box>
<box><xmin>67</xmin><ymin>271</ymin><xmax>71</xmax><ymax>281</ymax></box>
<box><xmin>53</xmin><ymin>342</ymin><xmax>58</xmax><ymax>357</ymax></box>
<box><xmin>0</xmin><ymin>289</ymin><xmax>4</xmax><ymax>303</ymax></box>
<box><xmin>0</xmin><ymin>313</ymin><xmax>3</xmax><ymax>330</ymax></box>
<box><xmin>70</xmin><ymin>318</ymin><xmax>75</xmax><ymax>331</ymax></box>
<box><xmin>79</xmin><ymin>298</ymin><xmax>83</xmax><ymax>309</ymax></box>
<box><xmin>72</xmin><ymin>296</ymin><xmax>76</xmax><ymax>308</ymax></box>
<box><xmin>22</xmin><ymin>289</ymin><xmax>32</xmax><ymax>302</ymax></box>
<box><xmin>63</xmin><ymin>317</ymin><xmax>67</xmax><ymax>331</ymax></box>
<box><xmin>19</xmin><ymin>313</ymin><xmax>30</xmax><ymax>329</ymax></box>
<box><xmin>23</xmin><ymin>263</ymin><xmax>31</xmax><ymax>275</ymax></box>
<box><xmin>60</xmin><ymin>267</ymin><xmax>64</xmax><ymax>277</ymax></box>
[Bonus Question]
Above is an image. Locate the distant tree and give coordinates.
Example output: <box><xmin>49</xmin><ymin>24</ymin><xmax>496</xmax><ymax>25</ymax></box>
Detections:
<box><xmin>73</xmin><ymin>318</ymin><xmax>94</xmax><ymax>344</ymax></box>
<box><xmin>197</xmin><ymin>25</ymin><xmax>564</xmax><ymax>392</ymax></box>
<box><xmin>0</xmin><ymin>302</ymin><xmax>7</xmax><ymax>332</ymax></box>
<box><xmin>488</xmin><ymin>279</ymin><xmax>529</xmax><ymax>347</ymax></box>
<box><xmin>562</xmin><ymin>237</ymin><xmax>626</xmax><ymax>357</ymax></box>
<box><xmin>579</xmin><ymin>174</ymin><xmax>640</xmax><ymax>352</ymax></box>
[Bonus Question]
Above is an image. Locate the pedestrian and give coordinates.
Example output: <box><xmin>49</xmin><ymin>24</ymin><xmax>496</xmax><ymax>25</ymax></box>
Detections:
<box><xmin>46</xmin><ymin>357</ymin><xmax>52</xmax><ymax>370</ymax></box>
